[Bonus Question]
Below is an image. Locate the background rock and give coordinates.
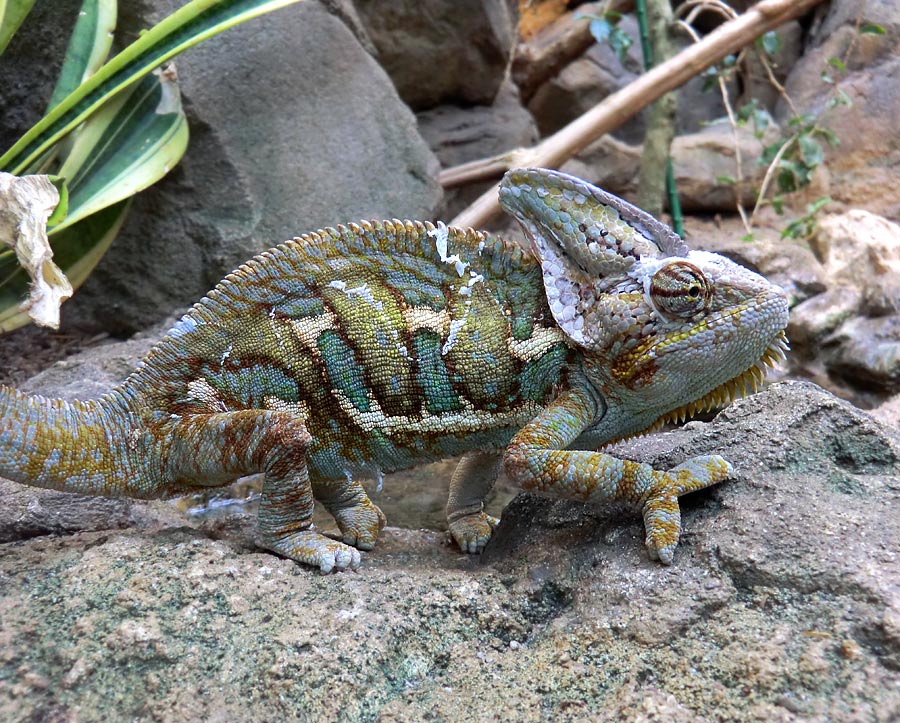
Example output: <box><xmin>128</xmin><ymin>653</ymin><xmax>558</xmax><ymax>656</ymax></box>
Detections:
<box><xmin>418</xmin><ymin>80</ymin><xmax>539</xmax><ymax>220</ymax></box>
<box><xmin>354</xmin><ymin>0</ymin><xmax>518</xmax><ymax>110</ymax></box>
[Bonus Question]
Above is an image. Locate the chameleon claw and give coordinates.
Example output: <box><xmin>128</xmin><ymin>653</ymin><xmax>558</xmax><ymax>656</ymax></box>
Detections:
<box><xmin>261</xmin><ymin>529</ymin><xmax>361</xmax><ymax>573</ymax></box>
<box><xmin>641</xmin><ymin>454</ymin><xmax>733</xmax><ymax>562</ymax></box>
<box><xmin>449</xmin><ymin>512</ymin><xmax>499</xmax><ymax>554</ymax></box>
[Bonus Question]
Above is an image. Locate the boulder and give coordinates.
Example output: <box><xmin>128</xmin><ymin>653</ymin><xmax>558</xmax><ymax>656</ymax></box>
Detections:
<box><xmin>823</xmin><ymin>314</ymin><xmax>900</xmax><ymax>393</ymax></box>
<box><xmin>353</xmin><ymin>0</ymin><xmax>519</xmax><ymax>110</ymax></box>
<box><xmin>418</xmin><ymin>80</ymin><xmax>539</xmax><ymax>220</ymax></box>
<box><xmin>810</xmin><ymin>210</ymin><xmax>900</xmax><ymax>315</ymax></box>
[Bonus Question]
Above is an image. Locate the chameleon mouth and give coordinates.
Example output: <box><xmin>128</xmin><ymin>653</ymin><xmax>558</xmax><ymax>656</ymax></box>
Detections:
<box><xmin>657</xmin><ymin>330</ymin><xmax>790</xmax><ymax>425</ymax></box>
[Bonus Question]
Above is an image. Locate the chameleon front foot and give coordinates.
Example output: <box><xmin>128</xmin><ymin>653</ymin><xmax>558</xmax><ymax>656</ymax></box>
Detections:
<box><xmin>261</xmin><ymin>528</ymin><xmax>361</xmax><ymax>573</ymax></box>
<box><xmin>642</xmin><ymin>455</ymin><xmax>732</xmax><ymax>564</ymax></box>
<box><xmin>448</xmin><ymin>511</ymin><xmax>499</xmax><ymax>554</ymax></box>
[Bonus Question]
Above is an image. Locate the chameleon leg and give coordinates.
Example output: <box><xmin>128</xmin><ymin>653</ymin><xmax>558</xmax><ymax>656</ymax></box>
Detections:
<box><xmin>503</xmin><ymin>384</ymin><xmax>731</xmax><ymax>564</ymax></box>
<box><xmin>313</xmin><ymin>476</ymin><xmax>387</xmax><ymax>551</ymax></box>
<box><xmin>163</xmin><ymin>410</ymin><xmax>360</xmax><ymax>572</ymax></box>
<box><xmin>446</xmin><ymin>450</ymin><xmax>503</xmax><ymax>554</ymax></box>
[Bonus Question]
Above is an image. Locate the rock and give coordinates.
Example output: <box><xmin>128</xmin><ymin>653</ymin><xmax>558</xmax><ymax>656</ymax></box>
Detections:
<box><xmin>737</xmin><ymin>21</ymin><xmax>804</xmax><ymax>112</ymax></box>
<box><xmin>872</xmin><ymin>394</ymin><xmax>900</xmax><ymax>429</ymax></box>
<box><xmin>4</xmin><ymin>1</ymin><xmax>442</xmax><ymax>336</ymax></box>
<box><xmin>527</xmin><ymin>16</ymin><xmax>646</xmax><ymax>144</ymax></box>
<box><xmin>418</xmin><ymin>80</ymin><xmax>538</xmax><ymax>220</ymax></box>
<box><xmin>778</xmin><ymin>0</ymin><xmax>900</xmax><ymax>217</ymax></box>
<box><xmin>2</xmin><ymin>381</ymin><xmax>899</xmax><ymax>720</ymax></box>
<box><xmin>823</xmin><ymin>314</ymin><xmax>900</xmax><ymax>393</ymax></box>
<box><xmin>353</xmin><ymin>0</ymin><xmax>518</xmax><ymax>110</ymax></box>
<box><xmin>787</xmin><ymin>286</ymin><xmax>863</xmax><ymax>355</ymax></box>
<box><xmin>670</xmin><ymin>120</ymin><xmax>782</xmax><ymax>213</ymax></box>
<box><xmin>512</xmin><ymin>1</ymin><xmax>605</xmax><ymax>101</ymax></box>
<box><xmin>567</xmin><ymin>121</ymin><xmax>784</xmax><ymax>215</ymax></box>
<box><xmin>810</xmin><ymin>210</ymin><xmax>900</xmax><ymax>315</ymax></box>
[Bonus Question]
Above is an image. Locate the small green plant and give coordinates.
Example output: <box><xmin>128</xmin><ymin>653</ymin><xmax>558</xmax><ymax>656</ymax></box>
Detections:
<box><xmin>0</xmin><ymin>0</ymin><xmax>306</xmax><ymax>333</ymax></box>
<box><xmin>578</xmin><ymin>9</ymin><xmax>634</xmax><ymax>64</ymax></box>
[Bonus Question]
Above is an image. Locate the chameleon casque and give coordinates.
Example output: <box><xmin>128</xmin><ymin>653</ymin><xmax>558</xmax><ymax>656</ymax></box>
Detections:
<box><xmin>0</xmin><ymin>168</ymin><xmax>789</xmax><ymax>572</ymax></box>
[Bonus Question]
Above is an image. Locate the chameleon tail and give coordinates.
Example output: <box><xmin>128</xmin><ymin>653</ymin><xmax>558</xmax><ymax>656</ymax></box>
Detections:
<box><xmin>0</xmin><ymin>385</ymin><xmax>144</xmax><ymax>497</ymax></box>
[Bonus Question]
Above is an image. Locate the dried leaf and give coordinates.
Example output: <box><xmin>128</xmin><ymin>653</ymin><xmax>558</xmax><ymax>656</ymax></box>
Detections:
<box><xmin>0</xmin><ymin>172</ymin><xmax>72</xmax><ymax>328</ymax></box>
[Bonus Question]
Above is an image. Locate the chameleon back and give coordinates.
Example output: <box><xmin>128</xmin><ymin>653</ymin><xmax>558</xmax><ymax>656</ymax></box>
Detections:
<box><xmin>125</xmin><ymin>219</ymin><xmax>572</xmax><ymax>481</ymax></box>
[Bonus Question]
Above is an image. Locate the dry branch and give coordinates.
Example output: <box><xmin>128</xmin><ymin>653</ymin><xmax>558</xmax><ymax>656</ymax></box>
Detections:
<box><xmin>450</xmin><ymin>0</ymin><xmax>827</xmax><ymax>230</ymax></box>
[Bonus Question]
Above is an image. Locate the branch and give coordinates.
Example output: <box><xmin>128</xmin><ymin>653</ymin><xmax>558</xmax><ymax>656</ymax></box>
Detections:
<box><xmin>450</xmin><ymin>0</ymin><xmax>827</xmax><ymax>230</ymax></box>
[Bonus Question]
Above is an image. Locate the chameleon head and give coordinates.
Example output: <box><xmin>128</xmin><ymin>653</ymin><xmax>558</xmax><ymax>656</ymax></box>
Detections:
<box><xmin>499</xmin><ymin>167</ymin><xmax>790</xmax><ymax>431</ymax></box>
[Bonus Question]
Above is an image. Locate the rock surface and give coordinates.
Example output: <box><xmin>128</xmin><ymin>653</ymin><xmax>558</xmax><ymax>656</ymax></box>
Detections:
<box><xmin>1</xmin><ymin>1</ymin><xmax>442</xmax><ymax>336</ymax></box>
<box><xmin>354</xmin><ymin>0</ymin><xmax>518</xmax><ymax>110</ymax></box>
<box><xmin>1</xmin><ymin>331</ymin><xmax>899</xmax><ymax>723</ymax></box>
<box><xmin>419</xmin><ymin>80</ymin><xmax>539</xmax><ymax>220</ymax></box>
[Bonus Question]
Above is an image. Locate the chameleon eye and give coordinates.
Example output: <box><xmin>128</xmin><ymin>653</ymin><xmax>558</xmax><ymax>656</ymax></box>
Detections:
<box><xmin>650</xmin><ymin>261</ymin><xmax>710</xmax><ymax>318</ymax></box>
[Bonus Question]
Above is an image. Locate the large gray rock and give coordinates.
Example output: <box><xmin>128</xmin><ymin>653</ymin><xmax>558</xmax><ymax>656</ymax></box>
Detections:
<box><xmin>354</xmin><ymin>0</ymin><xmax>519</xmax><ymax>110</ymax></box>
<box><xmin>823</xmin><ymin>314</ymin><xmax>900</xmax><ymax>393</ymax></box>
<box><xmin>3</xmin><ymin>1</ymin><xmax>442</xmax><ymax>335</ymax></box>
<box><xmin>1</xmin><ymin>381</ymin><xmax>898</xmax><ymax>720</ymax></box>
<box><xmin>418</xmin><ymin>80</ymin><xmax>539</xmax><ymax>221</ymax></box>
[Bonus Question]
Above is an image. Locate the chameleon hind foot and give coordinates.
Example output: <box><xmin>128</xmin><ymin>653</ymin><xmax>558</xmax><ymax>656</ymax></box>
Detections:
<box><xmin>261</xmin><ymin>528</ymin><xmax>361</xmax><ymax>573</ymax></box>
<box><xmin>330</xmin><ymin>499</ymin><xmax>387</xmax><ymax>551</ymax></box>
<box><xmin>314</xmin><ymin>477</ymin><xmax>387</xmax><ymax>551</ymax></box>
<box><xmin>448</xmin><ymin>510</ymin><xmax>499</xmax><ymax>554</ymax></box>
<box><xmin>446</xmin><ymin>450</ymin><xmax>502</xmax><ymax>554</ymax></box>
<box><xmin>642</xmin><ymin>455</ymin><xmax>732</xmax><ymax>564</ymax></box>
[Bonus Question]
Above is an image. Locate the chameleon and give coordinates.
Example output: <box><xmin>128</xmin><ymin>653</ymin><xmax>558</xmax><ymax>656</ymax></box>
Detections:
<box><xmin>0</xmin><ymin>168</ymin><xmax>789</xmax><ymax>572</ymax></box>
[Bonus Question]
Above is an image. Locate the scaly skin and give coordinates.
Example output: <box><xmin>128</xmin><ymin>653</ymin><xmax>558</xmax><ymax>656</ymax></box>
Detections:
<box><xmin>0</xmin><ymin>169</ymin><xmax>789</xmax><ymax>571</ymax></box>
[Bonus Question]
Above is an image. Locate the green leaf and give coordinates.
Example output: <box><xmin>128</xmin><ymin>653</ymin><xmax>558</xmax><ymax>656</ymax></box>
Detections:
<box><xmin>47</xmin><ymin>0</ymin><xmax>117</xmax><ymax>112</ymax></box>
<box><xmin>0</xmin><ymin>0</ymin><xmax>307</xmax><ymax>175</ymax></box>
<box><xmin>716</xmin><ymin>175</ymin><xmax>736</xmax><ymax>185</ymax></box>
<box><xmin>608</xmin><ymin>25</ymin><xmax>633</xmax><ymax>64</ymax></box>
<box><xmin>0</xmin><ymin>0</ymin><xmax>36</xmax><ymax>55</ymax></box>
<box><xmin>53</xmin><ymin>68</ymin><xmax>188</xmax><ymax>233</ymax></box>
<box><xmin>827</xmin><ymin>56</ymin><xmax>847</xmax><ymax>72</ymax></box>
<box><xmin>807</xmin><ymin>196</ymin><xmax>832</xmax><ymax>215</ymax></box>
<box><xmin>860</xmin><ymin>23</ymin><xmax>886</xmax><ymax>35</ymax></box>
<box><xmin>0</xmin><ymin>200</ymin><xmax>130</xmax><ymax>332</ymax></box>
<box><xmin>587</xmin><ymin>17</ymin><xmax>611</xmax><ymax>44</ymax></box>
<box><xmin>759</xmin><ymin>30</ymin><xmax>780</xmax><ymax>57</ymax></box>
<box><xmin>46</xmin><ymin>175</ymin><xmax>69</xmax><ymax>228</ymax></box>
<box><xmin>798</xmin><ymin>135</ymin><xmax>825</xmax><ymax>168</ymax></box>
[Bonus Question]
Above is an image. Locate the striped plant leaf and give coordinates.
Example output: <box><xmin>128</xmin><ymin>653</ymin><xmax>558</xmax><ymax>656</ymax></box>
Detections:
<box><xmin>46</xmin><ymin>0</ymin><xmax>117</xmax><ymax>112</ymax></box>
<box><xmin>53</xmin><ymin>68</ymin><xmax>188</xmax><ymax>233</ymax></box>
